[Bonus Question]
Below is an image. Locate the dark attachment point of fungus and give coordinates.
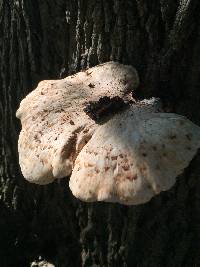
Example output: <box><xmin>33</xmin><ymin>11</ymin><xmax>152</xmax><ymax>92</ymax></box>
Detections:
<box><xmin>83</xmin><ymin>96</ymin><xmax>129</xmax><ymax>123</ymax></box>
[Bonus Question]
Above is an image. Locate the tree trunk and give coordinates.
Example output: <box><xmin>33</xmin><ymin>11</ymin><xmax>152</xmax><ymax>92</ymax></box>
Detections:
<box><xmin>1</xmin><ymin>0</ymin><xmax>200</xmax><ymax>266</ymax></box>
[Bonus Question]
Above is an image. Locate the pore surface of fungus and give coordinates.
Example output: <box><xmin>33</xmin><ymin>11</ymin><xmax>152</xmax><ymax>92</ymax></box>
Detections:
<box><xmin>69</xmin><ymin>106</ymin><xmax>200</xmax><ymax>205</ymax></box>
<box><xmin>16</xmin><ymin>62</ymin><xmax>139</xmax><ymax>184</ymax></box>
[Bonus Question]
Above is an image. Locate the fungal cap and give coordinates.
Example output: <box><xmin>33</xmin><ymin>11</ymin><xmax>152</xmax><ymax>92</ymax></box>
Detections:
<box><xmin>69</xmin><ymin>107</ymin><xmax>200</xmax><ymax>205</ymax></box>
<box><xmin>16</xmin><ymin>62</ymin><xmax>139</xmax><ymax>184</ymax></box>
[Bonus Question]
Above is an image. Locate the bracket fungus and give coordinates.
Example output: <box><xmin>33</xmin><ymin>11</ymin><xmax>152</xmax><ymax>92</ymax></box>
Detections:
<box><xmin>69</xmin><ymin>106</ymin><xmax>200</xmax><ymax>205</ymax></box>
<box><xmin>17</xmin><ymin>62</ymin><xmax>200</xmax><ymax>205</ymax></box>
<box><xmin>16</xmin><ymin>62</ymin><xmax>139</xmax><ymax>184</ymax></box>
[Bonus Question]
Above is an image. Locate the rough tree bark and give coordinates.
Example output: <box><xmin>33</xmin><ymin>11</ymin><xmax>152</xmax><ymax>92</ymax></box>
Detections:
<box><xmin>1</xmin><ymin>0</ymin><xmax>200</xmax><ymax>266</ymax></box>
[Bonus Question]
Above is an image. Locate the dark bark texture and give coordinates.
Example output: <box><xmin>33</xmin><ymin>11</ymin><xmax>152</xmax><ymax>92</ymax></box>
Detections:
<box><xmin>1</xmin><ymin>0</ymin><xmax>200</xmax><ymax>266</ymax></box>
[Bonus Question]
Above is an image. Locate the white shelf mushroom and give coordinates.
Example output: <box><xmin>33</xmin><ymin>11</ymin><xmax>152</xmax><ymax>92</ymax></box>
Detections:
<box><xmin>16</xmin><ymin>62</ymin><xmax>139</xmax><ymax>184</ymax></box>
<box><xmin>16</xmin><ymin>62</ymin><xmax>200</xmax><ymax>205</ymax></box>
<box><xmin>69</xmin><ymin>106</ymin><xmax>200</xmax><ymax>205</ymax></box>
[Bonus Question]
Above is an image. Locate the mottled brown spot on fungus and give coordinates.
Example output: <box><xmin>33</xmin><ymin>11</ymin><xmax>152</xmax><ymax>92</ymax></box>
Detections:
<box><xmin>122</xmin><ymin>165</ymin><xmax>130</xmax><ymax>171</ymax></box>
<box><xmin>88</xmin><ymin>83</ymin><xmax>95</xmax><ymax>88</ymax></box>
<box><xmin>88</xmin><ymin>163</ymin><xmax>94</xmax><ymax>167</ymax></box>
<box><xmin>86</xmin><ymin>70</ymin><xmax>92</xmax><ymax>76</ymax></box>
<box><xmin>83</xmin><ymin>128</ymin><xmax>89</xmax><ymax>134</ymax></box>
<box><xmin>88</xmin><ymin>190</ymin><xmax>93</xmax><ymax>196</ymax></box>
<box><xmin>111</xmin><ymin>156</ymin><xmax>118</xmax><ymax>160</ymax></box>
<box><xmin>69</xmin><ymin>120</ymin><xmax>75</xmax><ymax>125</ymax></box>
<box><xmin>95</xmin><ymin>168</ymin><xmax>100</xmax><ymax>174</ymax></box>
<box><xmin>127</xmin><ymin>174</ymin><xmax>137</xmax><ymax>181</ymax></box>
